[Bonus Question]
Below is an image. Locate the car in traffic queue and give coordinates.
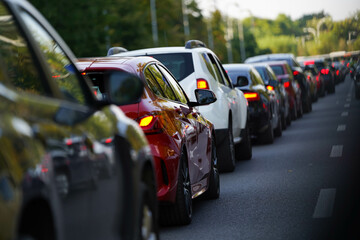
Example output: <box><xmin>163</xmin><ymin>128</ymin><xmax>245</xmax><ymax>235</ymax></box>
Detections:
<box><xmin>251</xmin><ymin>62</ymin><xmax>291</xmax><ymax>130</ymax></box>
<box><xmin>302</xmin><ymin>58</ymin><xmax>335</xmax><ymax>94</ymax></box>
<box><xmin>76</xmin><ymin>56</ymin><xmax>220</xmax><ymax>226</ymax></box>
<box><xmin>301</xmin><ymin>63</ymin><xmax>326</xmax><ymax>98</ymax></box>
<box><xmin>223</xmin><ymin>64</ymin><xmax>282</xmax><ymax>144</ymax></box>
<box><xmin>245</xmin><ymin>53</ymin><xmax>312</xmax><ymax>114</ymax></box>
<box><xmin>0</xmin><ymin>0</ymin><xmax>159</xmax><ymax>239</ymax></box>
<box><xmin>267</xmin><ymin>61</ymin><xmax>303</xmax><ymax>121</ymax></box>
<box><xmin>108</xmin><ymin>40</ymin><xmax>251</xmax><ymax>172</ymax></box>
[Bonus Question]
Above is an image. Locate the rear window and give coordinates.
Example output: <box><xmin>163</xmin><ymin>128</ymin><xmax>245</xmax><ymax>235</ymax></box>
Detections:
<box><xmin>270</xmin><ymin>65</ymin><xmax>285</xmax><ymax>76</ymax></box>
<box><xmin>226</xmin><ymin>71</ymin><xmax>248</xmax><ymax>86</ymax></box>
<box><xmin>150</xmin><ymin>53</ymin><xmax>194</xmax><ymax>82</ymax></box>
<box><xmin>315</xmin><ymin>62</ymin><xmax>326</xmax><ymax>70</ymax></box>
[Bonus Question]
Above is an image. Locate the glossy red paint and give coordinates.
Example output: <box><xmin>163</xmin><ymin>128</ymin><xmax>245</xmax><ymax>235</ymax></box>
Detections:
<box><xmin>77</xmin><ymin>56</ymin><xmax>215</xmax><ymax>203</ymax></box>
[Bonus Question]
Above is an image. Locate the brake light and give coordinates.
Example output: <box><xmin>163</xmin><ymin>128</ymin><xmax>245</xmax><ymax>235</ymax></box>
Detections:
<box><xmin>304</xmin><ymin>60</ymin><xmax>315</xmax><ymax>65</ymax></box>
<box><xmin>321</xmin><ymin>69</ymin><xmax>329</xmax><ymax>75</ymax></box>
<box><xmin>197</xmin><ymin>79</ymin><xmax>209</xmax><ymax>89</ymax></box>
<box><xmin>93</xmin><ymin>90</ymin><xmax>98</xmax><ymax>96</ymax></box>
<box><xmin>293</xmin><ymin>71</ymin><xmax>299</xmax><ymax>76</ymax></box>
<box><xmin>81</xmin><ymin>72</ymin><xmax>86</xmax><ymax>76</ymax></box>
<box><xmin>138</xmin><ymin>115</ymin><xmax>162</xmax><ymax>134</ymax></box>
<box><xmin>66</xmin><ymin>139</ymin><xmax>72</xmax><ymax>145</ymax></box>
<box><xmin>336</xmin><ymin>70</ymin><xmax>339</xmax><ymax>76</ymax></box>
<box><xmin>266</xmin><ymin>86</ymin><xmax>274</xmax><ymax>91</ymax></box>
<box><xmin>316</xmin><ymin>75</ymin><xmax>319</xmax><ymax>81</ymax></box>
<box><xmin>307</xmin><ymin>75</ymin><xmax>311</xmax><ymax>80</ymax></box>
<box><xmin>283</xmin><ymin>81</ymin><xmax>290</xmax><ymax>88</ymax></box>
<box><xmin>105</xmin><ymin>138</ymin><xmax>112</xmax><ymax>144</ymax></box>
<box><xmin>347</xmin><ymin>63</ymin><xmax>350</xmax><ymax>68</ymax></box>
<box><xmin>244</xmin><ymin>92</ymin><xmax>260</xmax><ymax>101</ymax></box>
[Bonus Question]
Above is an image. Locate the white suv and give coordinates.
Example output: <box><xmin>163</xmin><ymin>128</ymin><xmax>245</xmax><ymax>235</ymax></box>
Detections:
<box><xmin>109</xmin><ymin>40</ymin><xmax>251</xmax><ymax>172</ymax></box>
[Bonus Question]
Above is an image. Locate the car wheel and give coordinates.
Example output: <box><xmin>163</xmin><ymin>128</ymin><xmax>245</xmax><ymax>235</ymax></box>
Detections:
<box><xmin>260</xmin><ymin>120</ymin><xmax>274</xmax><ymax>144</ymax></box>
<box><xmin>236</xmin><ymin>122</ymin><xmax>252</xmax><ymax>160</ymax></box>
<box><xmin>139</xmin><ymin>183</ymin><xmax>158</xmax><ymax>240</ymax></box>
<box><xmin>204</xmin><ymin>137</ymin><xmax>220</xmax><ymax>199</ymax></box>
<box><xmin>274</xmin><ymin>117</ymin><xmax>282</xmax><ymax>137</ymax></box>
<box><xmin>217</xmin><ymin>118</ymin><xmax>236</xmax><ymax>172</ymax></box>
<box><xmin>161</xmin><ymin>151</ymin><xmax>192</xmax><ymax>225</ymax></box>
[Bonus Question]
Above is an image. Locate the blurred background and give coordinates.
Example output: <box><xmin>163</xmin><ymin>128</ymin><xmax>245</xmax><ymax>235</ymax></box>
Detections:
<box><xmin>29</xmin><ymin>0</ymin><xmax>360</xmax><ymax>62</ymax></box>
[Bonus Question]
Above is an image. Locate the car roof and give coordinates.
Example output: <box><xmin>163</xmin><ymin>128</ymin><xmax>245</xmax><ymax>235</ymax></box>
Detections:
<box><xmin>223</xmin><ymin>63</ymin><xmax>254</xmax><ymax>71</ymax></box>
<box><xmin>245</xmin><ymin>53</ymin><xmax>295</xmax><ymax>63</ymax></box>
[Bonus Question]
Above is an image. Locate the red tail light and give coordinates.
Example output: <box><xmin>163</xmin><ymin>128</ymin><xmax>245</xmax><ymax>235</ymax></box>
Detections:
<box><xmin>283</xmin><ymin>81</ymin><xmax>290</xmax><ymax>88</ymax></box>
<box><xmin>81</xmin><ymin>72</ymin><xmax>86</xmax><ymax>76</ymax></box>
<box><xmin>347</xmin><ymin>63</ymin><xmax>350</xmax><ymax>68</ymax></box>
<box><xmin>138</xmin><ymin>115</ymin><xmax>162</xmax><ymax>134</ymax></box>
<box><xmin>66</xmin><ymin>139</ymin><xmax>73</xmax><ymax>145</ymax></box>
<box><xmin>336</xmin><ymin>70</ymin><xmax>339</xmax><ymax>76</ymax></box>
<box><xmin>293</xmin><ymin>71</ymin><xmax>299</xmax><ymax>76</ymax></box>
<box><xmin>197</xmin><ymin>79</ymin><xmax>209</xmax><ymax>89</ymax></box>
<box><xmin>304</xmin><ymin>60</ymin><xmax>315</xmax><ymax>65</ymax></box>
<box><xmin>321</xmin><ymin>69</ymin><xmax>329</xmax><ymax>75</ymax></box>
<box><xmin>316</xmin><ymin>75</ymin><xmax>319</xmax><ymax>82</ymax></box>
<box><xmin>244</xmin><ymin>92</ymin><xmax>260</xmax><ymax>101</ymax></box>
<box><xmin>266</xmin><ymin>86</ymin><xmax>274</xmax><ymax>91</ymax></box>
<box><xmin>307</xmin><ymin>75</ymin><xmax>311</xmax><ymax>80</ymax></box>
<box><xmin>105</xmin><ymin>138</ymin><xmax>113</xmax><ymax>144</ymax></box>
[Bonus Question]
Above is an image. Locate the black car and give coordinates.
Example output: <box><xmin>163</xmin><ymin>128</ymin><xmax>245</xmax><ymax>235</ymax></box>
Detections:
<box><xmin>252</xmin><ymin>63</ymin><xmax>290</xmax><ymax>130</ymax></box>
<box><xmin>224</xmin><ymin>64</ymin><xmax>282</xmax><ymax>144</ymax></box>
<box><xmin>302</xmin><ymin>58</ymin><xmax>335</xmax><ymax>94</ymax></box>
<box><xmin>0</xmin><ymin>0</ymin><xmax>158</xmax><ymax>239</ymax></box>
<box><xmin>245</xmin><ymin>53</ymin><xmax>312</xmax><ymax>113</ymax></box>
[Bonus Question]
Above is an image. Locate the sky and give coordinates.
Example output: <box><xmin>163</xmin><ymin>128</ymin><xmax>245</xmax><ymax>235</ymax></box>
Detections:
<box><xmin>197</xmin><ymin>0</ymin><xmax>360</xmax><ymax>21</ymax></box>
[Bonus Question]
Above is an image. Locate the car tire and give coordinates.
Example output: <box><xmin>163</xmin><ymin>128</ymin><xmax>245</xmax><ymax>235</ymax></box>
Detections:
<box><xmin>203</xmin><ymin>137</ymin><xmax>220</xmax><ymax>199</ymax></box>
<box><xmin>274</xmin><ymin>117</ymin><xmax>282</xmax><ymax>137</ymax></box>
<box><xmin>260</xmin><ymin>120</ymin><xmax>274</xmax><ymax>144</ymax></box>
<box><xmin>160</xmin><ymin>151</ymin><xmax>192</xmax><ymax>226</ymax></box>
<box><xmin>235</xmin><ymin>122</ymin><xmax>252</xmax><ymax>160</ymax></box>
<box><xmin>217</xmin><ymin>119</ymin><xmax>236</xmax><ymax>172</ymax></box>
<box><xmin>138</xmin><ymin>183</ymin><xmax>159</xmax><ymax>240</ymax></box>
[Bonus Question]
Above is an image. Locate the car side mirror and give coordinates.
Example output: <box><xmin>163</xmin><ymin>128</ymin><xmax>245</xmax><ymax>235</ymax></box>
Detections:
<box><xmin>105</xmin><ymin>71</ymin><xmax>144</xmax><ymax>106</ymax></box>
<box><xmin>188</xmin><ymin>89</ymin><xmax>217</xmax><ymax>107</ymax></box>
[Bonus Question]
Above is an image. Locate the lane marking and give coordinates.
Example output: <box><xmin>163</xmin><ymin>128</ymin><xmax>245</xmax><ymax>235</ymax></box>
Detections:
<box><xmin>330</xmin><ymin>145</ymin><xmax>343</xmax><ymax>157</ymax></box>
<box><xmin>313</xmin><ymin>188</ymin><xmax>336</xmax><ymax>218</ymax></box>
<box><xmin>341</xmin><ymin>112</ymin><xmax>349</xmax><ymax>117</ymax></box>
<box><xmin>337</xmin><ymin>125</ymin><xmax>346</xmax><ymax>131</ymax></box>
<box><xmin>344</xmin><ymin>103</ymin><xmax>350</xmax><ymax>108</ymax></box>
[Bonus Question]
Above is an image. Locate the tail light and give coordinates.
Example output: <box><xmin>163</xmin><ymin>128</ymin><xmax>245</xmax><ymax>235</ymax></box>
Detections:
<box><xmin>138</xmin><ymin>115</ymin><xmax>162</xmax><ymax>134</ymax></box>
<box><xmin>304</xmin><ymin>60</ymin><xmax>315</xmax><ymax>65</ymax></box>
<box><xmin>266</xmin><ymin>85</ymin><xmax>274</xmax><ymax>91</ymax></box>
<box><xmin>197</xmin><ymin>79</ymin><xmax>209</xmax><ymax>89</ymax></box>
<box><xmin>321</xmin><ymin>69</ymin><xmax>329</xmax><ymax>75</ymax></box>
<box><xmin>244</xmin><ymin>92</ymin><xmax>260</xmax><ymax>101</ymax></box>
<box><xmin>307</xmin><ymin>75</ymin><xmax>311</xmax><ymax>80</ymax></box>
<box><xmin>283</xmin><ymin>81</ymin><xmax>290</xmax><ymax>88</ymax></box>
<box><xmin>347</xmin><ymin>63</ymin><xmax>350</xmax><ymax>68</ymax></box>
<box><xmin>293</xmin><ymin>70</ymin><xmax>299</xmax><ymax>76</ymax></box>
<box><xmin>336</xmin><ymin>70</ymin><xmax>339</xmax><ymax>76</ymax></box>
<box><xmin>316</xmin><ymin>75</ymin><xmax>319</xmax><ymax>81</ymax></box>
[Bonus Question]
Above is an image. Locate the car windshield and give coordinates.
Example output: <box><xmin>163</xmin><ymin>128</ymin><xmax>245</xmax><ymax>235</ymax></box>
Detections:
<box><xmin>150</xmin><ymin>53</ymin><xmax>194</xmax><ymax>82</ymax></box>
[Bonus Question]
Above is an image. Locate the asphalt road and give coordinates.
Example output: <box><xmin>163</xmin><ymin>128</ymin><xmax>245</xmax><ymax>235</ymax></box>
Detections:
<box><xmin>160</xmin><ymin>75</ymin><xmax>360</xmax><ymax>240</ymax></box>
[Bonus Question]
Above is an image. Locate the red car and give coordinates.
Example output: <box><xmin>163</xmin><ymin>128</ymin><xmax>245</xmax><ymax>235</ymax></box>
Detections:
<box><xmin>268</xmin><ymin>61</ymin><xmax>303</xmax><ymax>120</ymax></box>
<box><xmin>76</xmin><ymin>56</ymin><xmax>219</xmax><ymax>225</ymax></box>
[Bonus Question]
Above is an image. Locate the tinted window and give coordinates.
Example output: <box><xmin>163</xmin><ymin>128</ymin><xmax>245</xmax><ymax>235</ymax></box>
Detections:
<box><xmin>147</xmin><ymin>65</ymin><xmax>177</xmax><ymax>101</ymax></box>
<box><xmin>21</xmin><ymin>11</ymin><xmax>86</xmax><ymax>104</ymax></box>
<box><xmin>270</xmin><ymin>65</ymin><xmax>285</xmax><ymax>76</ymax></box>
<box><xmin>207</xmin><ymin>53</ymin><xmax>225</xmax><ymax>84</ymax></box>
<box><xmin>144</xmin><ymin>68</ymin><xmax>165</xmax><ymax>98</ymax></box>
<box><xmin>226</xmin><ymin>71</ymin><xmax>248</xmax><ymax>87</ymax></box>
<box><xmin>0</xmin><ymin>5</ymin><xmax>45</xmax><ymax>95</ymax></box>
<box><xmin>254</xmin><ymin>67</ymin><xmax>268</xmax><ymax>84</ymax></box>
<box><xmin>150</xmin><ymin>53</ymin><xmax>194</xmax><ymax>82</ymax></box>
<box><xmin>250</xmin><ymin>70</ymin><xmax>265</xmax><ymax>86</ymax></box>
<box><xmin>157</xmin><ymin>65</ymin><xmax>187</xmax><ymax>104</ymax></box>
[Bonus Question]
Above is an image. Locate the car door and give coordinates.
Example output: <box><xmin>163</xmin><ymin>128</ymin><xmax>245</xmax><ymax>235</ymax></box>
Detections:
<box><xmin>5</xmin><ymin>5</ymin><xmax>130</xmax><ymax>239</ymax></box>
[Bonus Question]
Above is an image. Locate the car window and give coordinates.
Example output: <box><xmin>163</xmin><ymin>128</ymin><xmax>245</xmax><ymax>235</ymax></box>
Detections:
<box><xmin>20</xmin><ymin>11</ymin><xmax>86</xmax><ymax>104</ymax></box>
<box><xmin>0</xmin><ymin>4</ymin><xmax>46</xmax><ymax>95</ymax></box>
<box><xmin>207</xmin><ymin>53</ymin><xmax>225</xmax><ymax>84</ymax></box>
<box><xmin>144</xmin><ymin>67</ymin><xmax>166</xmax><ymax>98</ymax></box>
<box><xmin>215</xmin><ymin>57</ymin><xmax>232</xmax><ymax>88</ymax></box>
<box><xmin>270</xmin><ymin>65</ymin><xmax>284</xmax><ymax>76</ymax></box>
<box><xmin>267</xmin><ymin>68</ymin><xmax>278</xmax><ymax>81</ymax></box>
<box><xmin>146</xmin><ymin>64</ymin><xmax>177</xmax><ymax>101</ymax></box>
<box><xmin>201</xmin><ymin>53</ymin><xmax>217</xmax><ymax>80</ymax></box>
<box><xmin>157</xmin><ymin>64</ymin><xmax>188</xmax><ymax>104</ymax></box>
<box><xmin>149</xmin><ymin>53</ymin><xmax>194</xmax><ymax>82</ymax></box>
<box><xmin>250</xmin><ymin>70</ymin><xmax>264</xmax><ymax>86</ymax></box>
<box><xmin>255</xmin><ymin>67</ymin><xmax>268</xmax><ymax>83</ymax></box>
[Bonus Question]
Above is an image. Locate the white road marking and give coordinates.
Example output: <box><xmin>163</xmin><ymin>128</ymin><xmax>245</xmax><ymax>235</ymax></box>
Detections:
<box><xmin>344</xmin><ymin>103</ymin><xmax>350</xmax><ymax>108</ymax></box>
<box><xmin>313</xmin><ymin>188</ymin><xmax>336</xmax><ymax>218</ymax></box>
<box><xmin>330</xmin><ymin>145</ymin><xmax>343</xmax><ymax>157</ymax></box>
<box><xmin>341</xmin><ymin>112</ymin><xmax>349</xmax><ymax>117</ymax></box>
<box><xmin>337</xmin><ymin>125</ymin><xmax>346</xmax><ymax>131</ymax></box>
